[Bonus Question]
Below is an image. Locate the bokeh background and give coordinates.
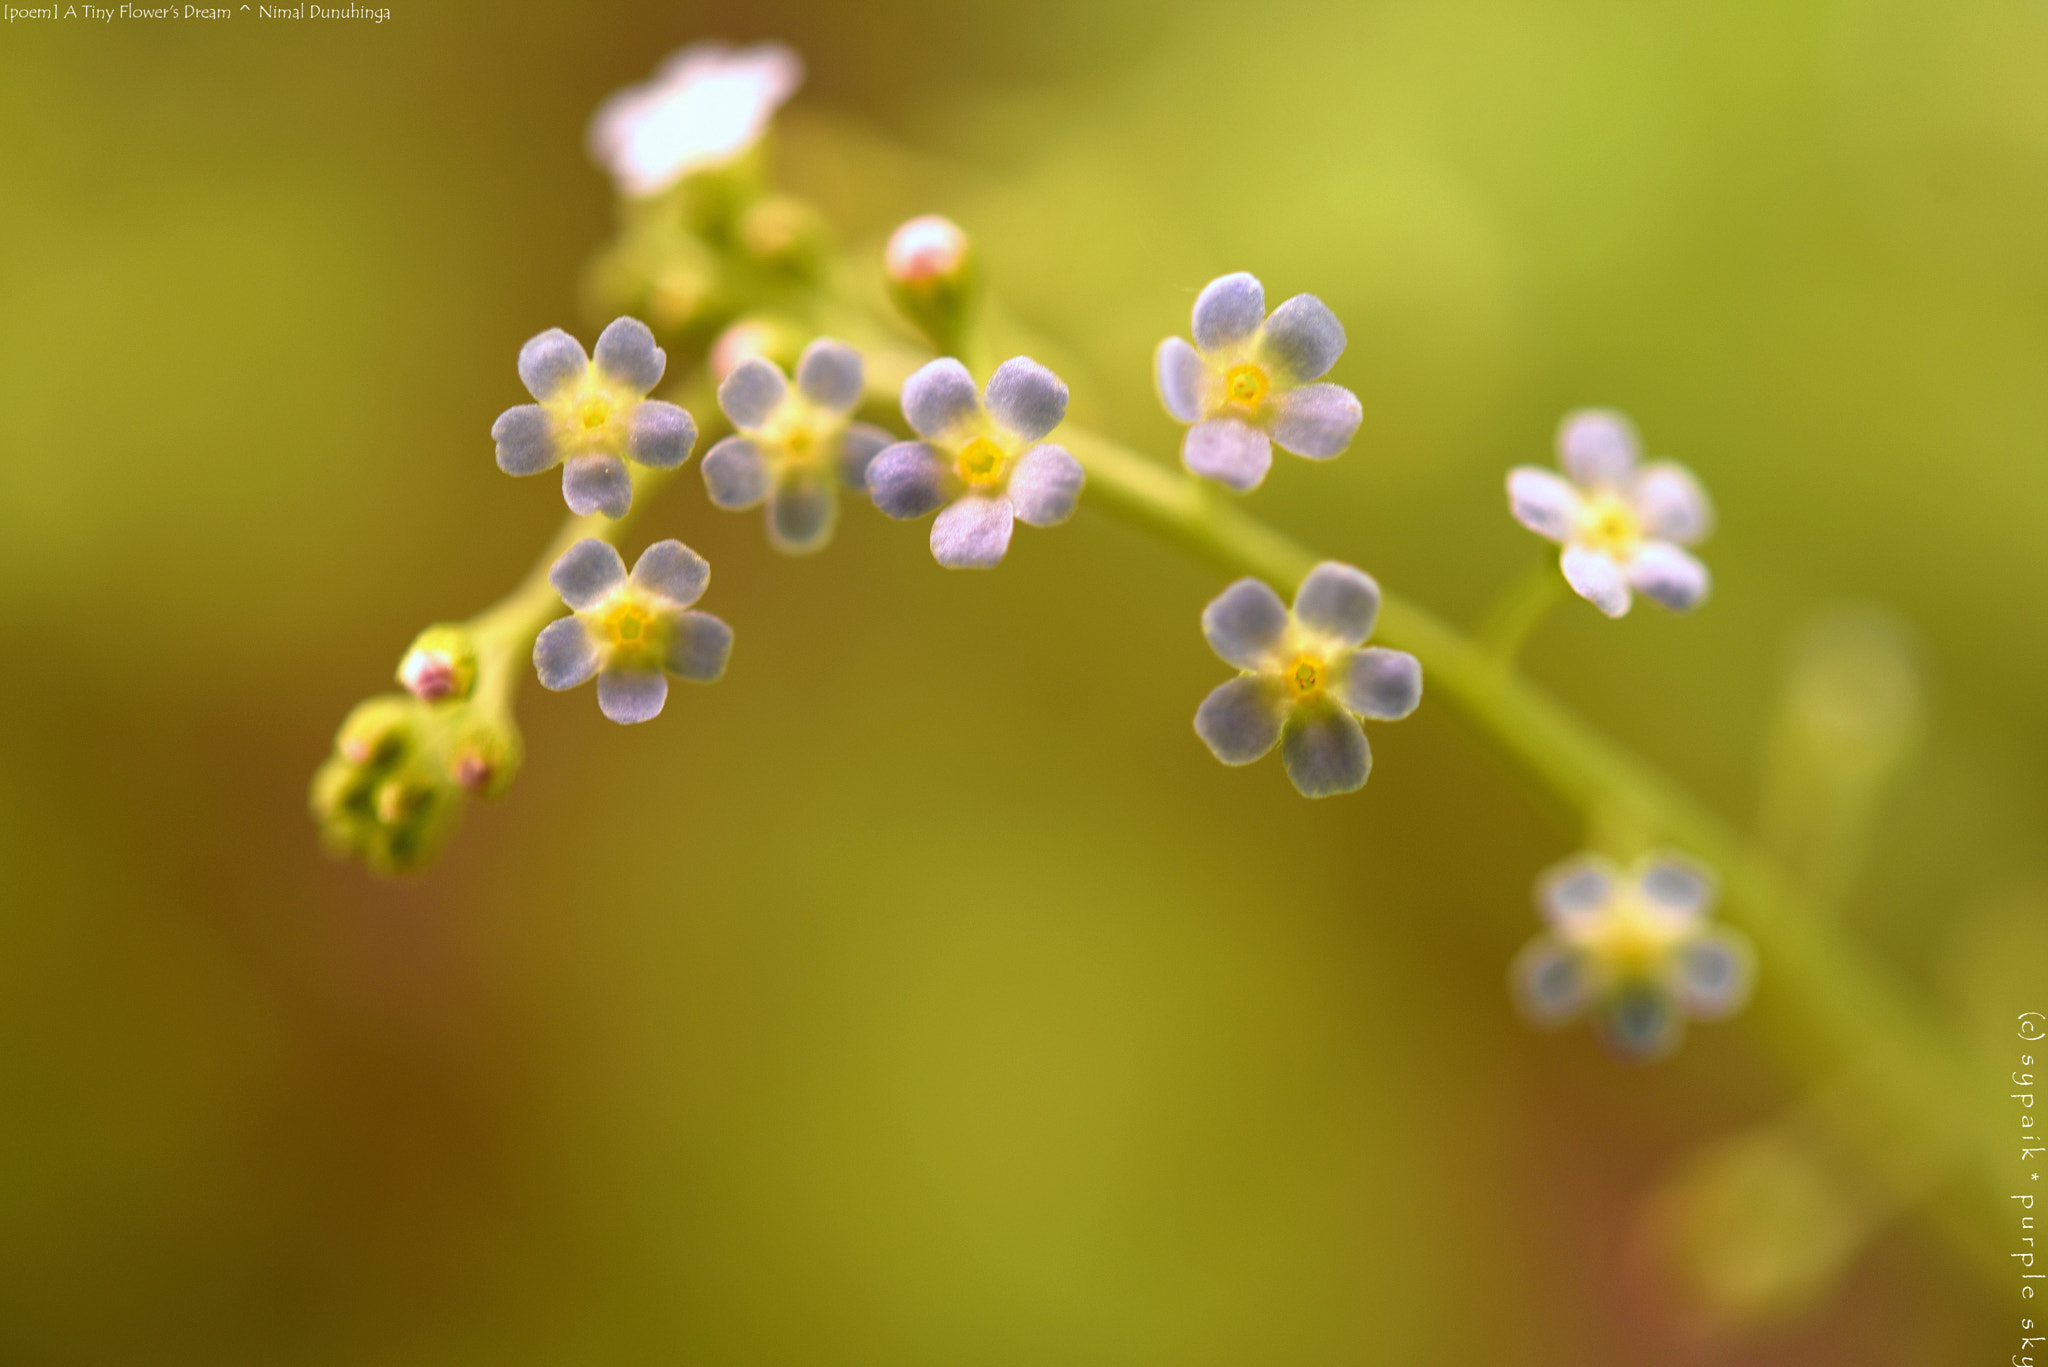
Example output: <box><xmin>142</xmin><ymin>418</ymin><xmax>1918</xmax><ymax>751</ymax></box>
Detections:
<box><xmin>3</xmin><ymin>0</ymin><xmax>2045</xmax><ymax>1361</ymax></box>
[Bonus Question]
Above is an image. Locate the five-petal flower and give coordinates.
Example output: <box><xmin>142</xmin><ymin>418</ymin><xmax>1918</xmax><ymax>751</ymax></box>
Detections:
<box><xmin>699</xmin><ymin>339</ymin><xmax>894</xmax><ymax>554</ymax></box>
<box><xmin>532</xmin><ymin>538</ymin><xmax>733</xmax><ymax>724</ymax></box>
<box><xmin>492</xmin><ymin>318</ymin><xmax>698</xmax><ymax>519</ymax></box>
<box><xmin>1506</xmin><ymin>409</ymin><xmax>1714</xmax><ymax>618</ymax></box>
<box><xmin>1155</xmin><ymin>272</ymin><xmax>1363</xmax><ymax>494</ymax></box>
<box><xmin>865</xmin><ymin>356</ymin><xmax>1086</xmax><ymax>569</ymax></box>
<box><xmin>1194</xmin><ymin>562</ymin><xmax>1422</xmax><ymax>797</ymax></box>
<box><xmin>1510</xmin><ymin>851</ymin><xmax>1754</xmax><ymax>1059</ymax></box>
<box><xmin>586</xmin><ymin>41</ymin><xmax>804</xmax><ymax>199</ymax></box>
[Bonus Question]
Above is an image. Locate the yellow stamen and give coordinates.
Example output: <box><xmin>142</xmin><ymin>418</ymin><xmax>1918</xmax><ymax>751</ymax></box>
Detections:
<box><xmin>957</xmin><ymin>435</ymin><xmax>1006</xmax><ymax>486</ymax></box>
<box><xmin>1223</xmin><ymin>362</ymin><xmax>1269</xmax><ymax>411</ymax></box>
<box><xmin>604</xmin><ymin>602</ymin><xmax>653</xmax><ymax>651</ymax></box>
<box><xmin>1285</xmin><ymin>653</ymin><xmax>1325</xmax><ymax>700</ymax></box>
<box><xmin>1578</xmin><ymin>493</ymin><xmax>1641</xmax><ymax>556</ymax></box>
<box><xmin>578</xmin><ymin>397</ymin><xmax>612</xmax><ymax>431</ymax></box>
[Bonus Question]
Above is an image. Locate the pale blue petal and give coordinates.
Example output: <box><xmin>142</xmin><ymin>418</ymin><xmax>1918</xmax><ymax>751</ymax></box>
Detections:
<box><xmin>1292</xmin><ymin>561</ymin><xmax>1381</xmax><ymax>650</ymax></box>
<box><xmin>1191</xmin><ymin>272</ymin><xmax>1265</xmax><ymax>353</ymax></box>
<box><xmin>597</xmin><ymin>666</ymin><xmax>668</xmax><ymax>724</ymax></box>
<box><xmin>1675</xmin><ymin>931</ymin><xmax>1753</xmax><ymax>1019</ymax></box>
<box><xmin>867</xmin><ymin>441</ymin><xmax>950</xmax><ymax>519</ymax></box>
<box><xmin>549</xmin><ymin>537</ymin><xmax>627</xmax><ymax>610</ymax></box>
<box><xmin>930</xmin><ymin>494</ymin><xmax>1013</xmax><ymax>568</ymax></box>
<box><xmin>1510</xmin><ymin>938</ymin><xmax>1592</xmax><ymax>1024</ymax></box>
<box><xmin>664</xmin><ymin>610</ymin><xmax>733</xmax><ymax>683</ymax></box>
<box><xmin>1183</xmin><ymin>417</ymin><xmax>1272</xmax><ymax>493</ymax></box>
<box><xmin>1626</xmin><ymin>543</ymin><xmax>1710</xmax><ymax>612</ymax></box>
<box><xmin>628</xmin><ymin>400</ymin><xmax>697</xmax><ymax>469</ymax></box>
<box><xmin>718</xmin><ymin>357</ymin><xmax>789</xmax><ymax>431</ymax></box>
<box><xmin>562</xmin><ymin>453</ymin><xmax>632</xmax><ymax>518</ymax></box>
<box><xmin>1267</xmin><ymin>383</ymin><xmax>1361</xmax><ymax>460</ymax></box>
<box><xmin>1155</xmin><ymin>336</ymin><xmax>1206</xmax><ymax>423</ymax></box>
<box><xmin>1557</xmin><ymin>408</ymin><xmax>1640</xmax><ymax>487</ymax></box>
<box><xmin>1561</xmin><ymin>545</ymin><xmax>1631</xmax><ymax>617</ymax></box>
<box><xmin>593</xmin><ymin>316</ymin><xmax>665</xmax><ymax>395</ymax></box>
<box><xmin>1280</xmin><ymin>697</ymin><xmax>1371</xmax><ymax>798</ymax></box>
<box><xmin>902</xmin><ymin>357</ymin><xmax>982</xmax><ymax>442</ymax></box>
<box><xmin>1335</xmin><ymin>647</ymin><xmax>1421</xmax><ymax>721</ymax></box>
<box><xmin>795</xmin><ymin>338</ymin><xmax>863</xmax><ymax>413</ymax></box>
<box><xmin>1007</xmin><ymin>444</ymin><xmax>1084</xmax><ymax>527</ymax></box>
<box><xmin>768</xmin><ymin>468</ymin><xmax>836</xmax><ymax>554</ymax></box>
<box><xmin>518</xmin><ymin>328</ymin><xmax>586</xmax><ymax>401</ymax></box>
<box><xmin>1631</xmin><ymin>461</ymin><xmax>1714</xmax><ymax>543</ymax></box>
<box><xmin>702</xmin><ymin>436</ymin><xmax>769</xmax><ymax>509</ymax></box>
<box><xmin>533</xmin><ymin>617</ymin><xmax>602</xmax><ymax>690</ymax></box>
<box><xmin>1193</xmin><ymin>675</ymin><xmax>1287</xmax><ymax>765</ymax></box>
<box><xmin>1537</xmin><ymin>855</ymin><xmax>1619</xmax><ymax>929</ymax></box>
<box><xmin>1256</xmin><ymin>293</ymin><xmax>1345</xmax><ymax>385</ymax></box>
<box><xmin>984</xmin><ymin>356</ymin><xmax>1068</xmax><ymax>444</ymax></box>
<box><xmin>1202</xmin><ymin>578</ymin><xmax>1290</xmax><ymax>670</ymax></box>
<box><xmin>840</xmin><ymin>422</ymin><xmax>892</xmax><ymax>490</ymax></box>
<box><xmin>1507</xmin><ymin>466</ymin><xmax>1579</xmax><ymax>542</ymax></box>
<box><xmin>629</xmin><ymin>538</ymin><xmax>710</xmax><ymax>608</ymax></box>
<box><xmin>492</xmin><ymin>404</ymin><xmax>557</xmax><ymax>476</ymax></box>
<box><xmin>1600</xmin><ymin>986</ymin><xmax>1682</xmax><ymax>1060</ymax></box>
<box><xmin>1638</xmin><ymin>853</ymin><xmax>1716</xmax><ymax>920</ymax></box>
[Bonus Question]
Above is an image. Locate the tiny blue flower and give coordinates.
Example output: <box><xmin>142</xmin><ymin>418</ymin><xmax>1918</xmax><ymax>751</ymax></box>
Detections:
<box><xmin>1506</xmin><ymin>409</ymin><xmax>1714</xmax><ymax>617</ymax></box>
<box><xmin>1193</xmin><ymin>561</ymin><xmax>1422</xmax><ymax>797</ymax></box>
<box><xmin>491</xmin><ymin>317</ymin><xmax>699</xmax><ymax>519</ymax></box>
<box><xmin>1509</xmin><ymin>851</ymin><xmax>1754</xmax><ymax>1060</ymax></box>
<box><xmin>865</xmin><ymin>356</ymin><xmax>1086</xmax><ymax>569</ymax></box>
<box><xmin>1155</xmin><ymin>272</ymin><xmax>1363</xmax><ymax>493</ymax></box>
<box><xmin>532</xmin><ymin>538</ymin><xmax>733</xmax><ymax>725</ymax></box>
<box><xmin>699</xmin><ymin>339</ymin><xmax>895</xmax><ymax>555</ymax></box>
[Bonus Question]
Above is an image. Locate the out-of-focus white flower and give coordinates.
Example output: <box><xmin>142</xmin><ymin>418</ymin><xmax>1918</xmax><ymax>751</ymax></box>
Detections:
<box><xmin>588</xmin><ymin>42</ymin><xmax>804</xmax><ymax>198</ymax></box>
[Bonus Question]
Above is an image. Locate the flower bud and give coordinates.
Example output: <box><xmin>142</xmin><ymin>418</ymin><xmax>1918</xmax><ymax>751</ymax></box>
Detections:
<box><xmin>334</xmin><ymin>695</ymin><xmax>417</xmax><ymax>766</ymax></box>
<box><xmin>397</xmin><ymin>625</ymin><xmax>478</xmax><ymax>703</ymax></box>
<box><xmin>447</xmin><ymin>713</ymin><xmax>523</xmax><ymax>799</ymax></box>
<box><xmin>884</xmin><ymin>215</ymin><xmax>979</xmax><ymax>356</ymax></box>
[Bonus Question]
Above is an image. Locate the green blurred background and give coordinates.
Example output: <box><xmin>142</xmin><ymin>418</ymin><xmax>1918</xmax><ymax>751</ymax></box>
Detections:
<box><xmin>2</xmin><ymin>0</ymin><xmax>2045</xmax><ymax>1361</ymax></box>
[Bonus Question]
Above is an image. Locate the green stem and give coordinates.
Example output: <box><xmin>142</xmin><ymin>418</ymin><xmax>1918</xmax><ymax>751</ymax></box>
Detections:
<box><xmin>1062</xmin><ymin>426</ymin><xmax>1990</xmax><ymax>1261</ymax></box>
<box><xmin>1474</xmin><ymin>558</ymin><xmax>1567</xmax><ymax>667</ymax></box>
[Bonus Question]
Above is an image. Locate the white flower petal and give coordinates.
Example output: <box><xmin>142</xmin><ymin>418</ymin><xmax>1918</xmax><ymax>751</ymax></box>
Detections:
<box><xmin>1335</xmin><ymin>647</ymin><xmax>1421</xmax><ymax>721</ymax></box>
<box><xmin>1154</xmin><ymin>336</ymin><xmax>1206</xmax><ymax>424</ymax></box>
<box><xmin>517</xmin><ymin>328</ymin><xmax>587</xmax><ymax>402</ymax></box>
<box><xmin>1182</xmin><ymin>417</ymin><xmax>1272</xmax><ymax>493</ymax></box>
<box><xmin>1267</xmin><ymin>383</ymin><xmax>1361</xmax><ymax>460</ymax></box>
<box><xmin>930</xmin><ymin>495</ymin><xmax>1014</xmax><ymax>569</ymax></box>
<box><xmin>1675</xmin><ymin>931</ymin><xmax>1754</xmax><ymax>1019</ymax></box>
<box><xmin>1202</xmin><ymin>578</ymin><xmax>1291</xmax><ymax>671</ymax></box>
<box><xmin>1536</xmin><ymin>854</ymin><xmax>1621</xmax><ymax>930</ymax></box>
<box><xmin>1256</xmin><ymin>293</ymin><xmax>1346</xmax><ymax>385</ymax></box>
<box><xmin>1507</xmin><ymin>466</ymin><xmax>1580</xmax><ymax>542</ymax></box>
<box><xmin>597</xmin><ymin>666</ymin><xmax>669</xmax><ymax>724</ymax></box>
<box><xmin>795</xmin><ymin>338</ymin><xmax>864</xmax><ymax>413</ymax></box>
<box><xmin>1630</xmin><ymin>460</ymin><xmax>1714</xmax><ymax>543</ymax></box>
<box><xmin>664</xmin><ymin>610</ymin><xmax>733</xmax><ymax>683</ymax></box>
<box><xmin>984</xmin><ymin>356</ymin><xmax>1068</xmax><ymax>444</ymax></box>
<box><xmin>1007</xmin><ymin>444</ymin><xmax>1084</xmax><ymax>527</ymax></box>
<box><xmin>718</xmin><ymin>356</ymin><xmax>788</xmax><ymax>431</ymax></box>
<box><xmin>593</xmin><ymin>316</ymin><xmax>665</xmax><ymax>395</ymax></box>
<box><xmin>701</xmin><ymin>436</ymin><xmax>769</xmax><ymax>509</ymax></box>
<box><xmin>587</xmin><ymin>42</ymin><xmax>804</xmax><ymax>198</ymax></box>
<box><xmin>629</xmin><ymin>539</ymin><xmax>711</xmax><ymax>609</ymax></box>
<box><xmin>901</xmin><ymin>358</ymin><xmax>982</xmax><ymax>442</ymax></box>
<box><xmin>1191</xmin><ymin>272</ymin><xmax>1265</xmax><ymax>353</ymax></box>
<box><xmin>562</xmin><ymin>453</ymin><xmax>633</xmax><ymax>518</ymax></box>
<box><xmin>548</xmin><ymin>537</ymin><xmax>627</xmax><ymax>611</ymax></box>
<box><xmin>533</xmin><ymin>617</ymin><xmax>602</xmax><ymax>691</ymax></box>
<box><xmin>1194</xmin><ymin>675</ymin><xmax>1288</xmax><ymax>765</ymax></box>
<box><xmin>1510</xmin><ymin>937</ymin><xmax>1593</xmax><ymax>1024</ymax></box>
<box><xmin>1280</xmin><ymin>698</ymin><xmax>1371</xmax><ymax>798</ymax></box>
<box><xmin>1561</xmin><ymin>545</ymin><xmax>1632</xmax><ymax>617</ymax></box>
<box><xmin>1291</xmin><ymin>561</ymin><xmax>1380</xmax><ymax>650</ymax></box>
<box><xmin>1556</xmin><ymin>408</ymin><xmax>1640</xmax><ymax>487</ymax></box>
<box><xmin>1626</xmin><ymin>542</ymin><xmax>1710</xmax><ymax>613</ymax></box>
<box><xmin>1637</xmin><ymin>853</ymin><xmax>1717</xmax><ymax>920</ymax></box>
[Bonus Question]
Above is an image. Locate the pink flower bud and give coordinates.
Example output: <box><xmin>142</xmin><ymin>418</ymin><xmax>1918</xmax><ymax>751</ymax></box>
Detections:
<box><xmin>885</xmin><ymin>215</ymin><xmax>968</xmax><ymax>285</ymax></box>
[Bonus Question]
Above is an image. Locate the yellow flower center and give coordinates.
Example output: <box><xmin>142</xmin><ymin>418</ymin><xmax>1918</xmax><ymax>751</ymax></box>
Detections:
<box><xmin>1575</xmin><ymin>895</ymin><xmax>1685</xmax><ymax>979</ymax></box>
<box><xmin>1285</xmin><ymin>653</ymin><xmax>1326</xmax><ymax>700</ymax></box>
<box><xmin>1578</xmin><ymin>493</ymin><xmax>1642</xmax><ymax>556</ymax></box>
<box><xmin>956</xmin><ymin>435</ymin><xmax>1007</xmax><ymax>486</ymax></box>
<box><xmin>603</xmin><ymin>602</ymin><xmax>656</xmax><ymax>654</ymax></box>
<box><xmin>1223</xmin><ymin>362</ymin><xmax>1269</xmax><ymax>411</ymax></box>
<box><xmin>578</xmin><ymin>396</ymin><xmax>614</xmax><ymax>431</ymax></box>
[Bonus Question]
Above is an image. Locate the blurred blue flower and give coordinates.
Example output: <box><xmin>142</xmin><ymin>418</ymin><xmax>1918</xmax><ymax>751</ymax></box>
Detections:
<box><xmin>532</xmin><ymin>538</ymin><xmax>732</xmax><ymax>725</ymax></box>
<box><xmin>1510</xmin><ymin>851</ymin><xmax>1754</xmax><ymax>1059</ymax></box>
<box><xmin>1155</xmin><ymin>272</ymin><xmax>1363</xmax><ymax>493</ymax></box>
<box><xmin>866</xmin><ymin>356</ymin><xmax>1085</xmax><ymax>569</ymax></box>
<box><xmin>700</xmin><ymin>339</ymin><xmax>894</xmax><ymax>554</ymax></box>
<box><xmin>1506</xmin><ymin>409</ymin><xmax>1714</xmax><ymax>617</ymax></box>
<box><xmin>1194</xmin><ymin>561</ymin><xmax>1422</xmax><ymax>797</ymax></box>
<box><xmin>492</xmin><ymin>317</ymin><xmax>698</xmax><ymax>519</ymax></box>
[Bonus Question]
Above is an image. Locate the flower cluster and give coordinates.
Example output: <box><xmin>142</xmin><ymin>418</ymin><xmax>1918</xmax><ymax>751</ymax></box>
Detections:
<box><xmin>588</xmin><ymin>42</ymin><xmax>803</xmax><ymax>199</ymax></box>
<box><xmin>1510</xmin><ymin>852</ymin><xmax>1753</xmax><ymax>1059</ymax></box>
<box><xmin>1156</xmin><ymin>272</ymin><xmax>1363</xmax><ymax>493</ymax></box>
<box><xmin>1507</xmin><ymin>408</ymin><xmax>1713</xmax><ymax>617</ymax></box>
<box><xmin>866</xmin><ymin>357</ymin><xmax>1085</xmax><ymax>568</ymax></box>
<box><xmin>492</xmin><ymin>317</ymin><xmax>698</xmax><ymax>518</ymax></box>
<box><xmin>533</xmin><ymin>538</ymin><xmax>733</xmax><ymax>724</ymax></box>
<box><xmin>1194</xmin><ymin>562</ymin><xmax>1422</xmax><ymax>797</ymax></box>
<box><xmin>701</xmin><ymin>339</ymin><xmax>893</xmax><ymax>554</ymax></box>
